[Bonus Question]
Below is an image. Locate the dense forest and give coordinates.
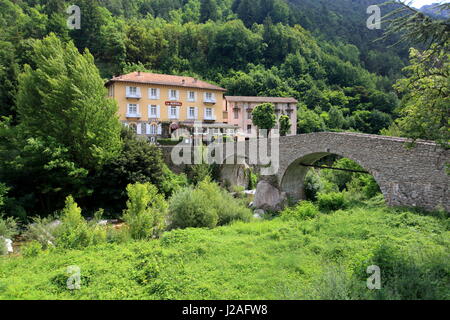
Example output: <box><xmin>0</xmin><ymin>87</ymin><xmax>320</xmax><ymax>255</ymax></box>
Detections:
<box><xmin>0</xmin><ymin>0</ymin><xmax>448</xmax><ymax>218</ymax></box>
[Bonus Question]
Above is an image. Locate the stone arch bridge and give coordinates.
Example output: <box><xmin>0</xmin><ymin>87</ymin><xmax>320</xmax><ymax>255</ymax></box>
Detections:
<box><xmin>218</xmin><ymin>132</ymin><xmax>449</xmax><ymax>212</ymax></box>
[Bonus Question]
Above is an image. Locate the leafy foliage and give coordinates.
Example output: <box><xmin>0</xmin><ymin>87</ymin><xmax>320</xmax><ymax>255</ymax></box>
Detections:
<box><xmin>122</xmin><ymin>183</ymin><xmax>168</xmax><ymax>240</ymax></box>
<box><xmin>252</xmin><ymin>103</ymin><xmax>277</xmax><ymax>132</ymax></box>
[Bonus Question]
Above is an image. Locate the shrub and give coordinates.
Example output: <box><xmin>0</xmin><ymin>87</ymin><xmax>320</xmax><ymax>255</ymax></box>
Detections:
<box><xmin>168</xmin><ymin>186</ymin><xmax>219</xmax><ymax>229</ymax></box>
<box><xmin>317</xmin><ymin>192</ymin><xmax>349</xmax><ymax>211</ymax></box>
<box><xmin>54</xmin><ymin>196</ymin><xmax>105</xmax><ymax>249</ymax></box>
<box><xmin>185</xmin><ymin>164</ymin><xmax>212</xmax><ymax>185</ymax></box>
<box><xmin>168</xmin><ymin>179</ymin><xmax>252</xmax><ymax>229</ymax></box>
<box><xmin>122</xmin><ymin>183</ymin><xmax>168</xmax><ymax>240</ymax></box>
<box><xmin>23</xmin><ymin>216</ymin><xmax>59</xmax><ymax>249</ymax></box>
<box><xmin>0</xmin><ymin>214</ymin><xmax>18</xmax><ymax>238</ymax></box>
<box><xmin>21</xmin><ymin>241</ymin><xmax>43</xmax><ymax>258</ymax></box>
<box><xmin>281</xmin><ymin>201</ymin><xmax>320</xmax><ymax>220</ymax></box>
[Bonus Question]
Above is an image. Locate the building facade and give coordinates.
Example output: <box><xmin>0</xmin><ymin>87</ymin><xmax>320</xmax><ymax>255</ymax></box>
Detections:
<box><xmin>106</xmin><ymin>72</ymin><xmax>237</xmax><ymax>142</ymax></box>
<box><xmin>224</xmin><ymin>96</ymin><xmax>298</xmax><ymax>140</ymax></box>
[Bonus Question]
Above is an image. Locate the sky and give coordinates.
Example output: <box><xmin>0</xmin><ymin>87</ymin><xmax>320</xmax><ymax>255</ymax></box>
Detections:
<box><xmin>408</xmin><ymin>0</ymin><xmax>450</xmax><ymax>8</ymax></box>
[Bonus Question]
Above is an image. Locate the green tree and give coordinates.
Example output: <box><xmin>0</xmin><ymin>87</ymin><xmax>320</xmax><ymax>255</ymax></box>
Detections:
<box><xmin>279</xmin><ymin>115</ymin><xmax>291</xmax><ymax>136</ymax></box>
<box><xmin>297</xmin><ymin>105</ymin><xmax>325</xmax><ymax>134</ymax></box>
<box><xmin>200</xmin><ymin>0</ymin><xmax>219</xmax><ymax>23</ymax></box>
<box><xmin>16</xmin><ymin>33</ymin><xmax>122</xmax><ymax>170</ymax></box>
<box><xmin>394</xmin><ymin>47</ymin><xmax>449</xmax><ymax>146</ymax></box>
<box><xmin>252</xmin><ymin>103</ymin><xmax>276</xmax><ymax>134</ymax></box>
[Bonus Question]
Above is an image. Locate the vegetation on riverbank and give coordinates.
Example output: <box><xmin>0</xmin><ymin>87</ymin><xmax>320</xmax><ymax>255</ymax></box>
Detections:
<box><xmin>0</xmin><ymin>200</ymin><xmax>448</xmax><ymax>300</ymax></box>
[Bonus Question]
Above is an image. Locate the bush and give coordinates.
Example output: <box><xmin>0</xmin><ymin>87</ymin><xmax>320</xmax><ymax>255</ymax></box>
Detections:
<box><xmin>168</xmin><ymin>186</ymin><xmax>219</xmax><ymax>229</ymax></box>
<box><xmin>54</xmin><ymin>196</ymin><xmax>106</xmax><ymax>249</ymax></box>
<box><xmin>317</xmin><ymin>192</ymin><xmax>349</xmax><ymax>211</ymax></box>
<box><xmin>0</xmin><ymin>214</ymin><xmax>18</xmax><ymax>239</ymax></box>
<box><xmin>21</xmin><ymin>241</ymin><xmax>43</xmax><ymax>258</ymax></box>
<box><xmin>122</xmin><ymin>183</ymin><xmax>168</xmax><ymax>240</ymax></box>
<box><xmin>168</xmin><ymin>179</ymin><xmax>252</xmax><ymax>229</ymax></box>
<box><xmin>185</xmin><ymin>163</ymin><xmax>212</xmax><ymax>186</ymax></box>
<box><xmin>23</xmin><ymin>216</ymin><xmax>59</xmax><ymax>249</ymax></box>
<box><xmin>281</xmin><ymin>201</ymin><xmax>320</xmax><ymax>220</ymax></box>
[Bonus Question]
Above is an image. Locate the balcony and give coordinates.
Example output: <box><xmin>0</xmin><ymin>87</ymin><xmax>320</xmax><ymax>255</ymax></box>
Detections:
<box><xmin>126</xmin><ymin>93</ymin><xmax>141</xmax><ymax>99</ymax></box>
<box><xmin>126</xmin><ymin>113</ymin><xmax>141</xmax><ymax>118</ymax></box>
<box><xmin>204</xmin><ymin>98</ymin><xmax>216</xmax><ymax>104</ymax></box>
<box><xmin>204</xmin><ymin>115</ymin><xmax>216</xmax><ymax>121</ymax></box>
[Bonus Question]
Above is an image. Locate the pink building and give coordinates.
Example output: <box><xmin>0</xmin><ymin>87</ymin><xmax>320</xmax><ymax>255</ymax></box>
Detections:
<box><xmin>224</xmin><ymin>96</ymin><xmax>298</xmax><ymax>140</ymax></box>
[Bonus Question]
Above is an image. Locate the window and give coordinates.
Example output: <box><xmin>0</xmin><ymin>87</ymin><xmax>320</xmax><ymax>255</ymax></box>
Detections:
<box><xmin>170</xmin><ymin>106</ymin><xmax>177</xmax><ymax>118</ymax></box>
<box><xmin>234</xmin><ymin>109</ymin><xmax>239</xmax><ymax>119</ymax></box>
<box><xmin>205</xmin><ymin>92</ymin><xmax>213</xmax><ymax>101</ymax></box>
<box><xmin>150</xmin><ymin>88</ymin><xmax>158</xmax><ymax>99</ymax></box>
<box><xmin>189</xmin><ymin>107</ymin><xmax>195</xmax><ymax>119</ymax></box>
<box><xmin>129</xmin><ymin>87</ymin><xmax>137</xmax><ymax>95</ymax></box>
<box><xmin>247</xmin><ymin>111</ymin><xmax>252</xmax><ymax>120</ymax></box>
<box><xmin>170</xmin><ymin>89</ymin><xmax>178</xmax><ymax>100</ymax></box>
<box><xmin>128</xmin><ymin>104</ymin><xmax>138</xmax><ymax>115</ymax></box>
<box><xmin>150</xmin><ymin>124</ymin><xmax>157</xmax><ymax>135</ymax></box>
<box><xmin>188</xmin><ymin>91</ymin><xmax>195</xmax><ymax>101</ymax></box>
<box><xmin>205</xmin><ymin>108</ymin><xmax>213</xmax><ymax>119</ymax></box>
<box><xmin>149</xmin><ymin>105</ymin><xmax>157</xmax><ymax>117</ymax></box>
<box><xmin>108</xmin><ymin>85</ymin><xmax>114</xmax><ymax>97</ymax></box>
<box><xmin>247</xmin><ymin>125</ymin><xmax>252</xmax><ymax>134</ymax></box>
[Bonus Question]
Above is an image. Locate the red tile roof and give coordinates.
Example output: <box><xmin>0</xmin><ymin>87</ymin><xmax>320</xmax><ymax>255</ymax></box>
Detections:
<box><xmin>107</xmin><ymin>72</ymin><xmax>227</xmax><ymax>91</ymax></box>
<box><xmin>225</xmin><ymin>96</ymin><xmax>298</xmax><ymax>103</ymax></box>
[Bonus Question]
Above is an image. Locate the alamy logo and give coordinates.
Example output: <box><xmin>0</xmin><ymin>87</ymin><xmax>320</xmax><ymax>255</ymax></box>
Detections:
<box><xmin>367</xmin><ymin>5</ymin><xmax>381</xmax><ymax>30</ymax></box>
<box><xmin>170</xmin><ymin>124</ymin><xmax>280</xmax><ymax>176</ymax></box>
<box><xmin>366</xmin><ymin>265</ymin><xmax>381</xmax><ymax>290</ymax></box>
<box><xmin>66</xmin><ymin>5</ymin><xmax>81</xmax><ymax>30</ymax></box>
<box><xmin>67</xmin><ymin>265</ymin><xmax>81</xmax><ymax>290</ymax></box>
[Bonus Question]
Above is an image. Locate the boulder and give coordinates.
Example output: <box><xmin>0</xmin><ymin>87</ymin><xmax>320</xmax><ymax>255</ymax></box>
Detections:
<box><xmin>253</xmin><ymin>180</ymin><xmax>288</xmax><ymax>212</ymax></box>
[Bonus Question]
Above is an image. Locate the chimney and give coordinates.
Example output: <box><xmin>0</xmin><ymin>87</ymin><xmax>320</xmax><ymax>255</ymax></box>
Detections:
<box><xmin>137</xmin><ymin>71</ymin><xmax>141</xmax><ymax>76</ymax></box>
<box><xmin>182</xmin><ymin>79</ymin><xmax>185</xmax><ymax>85</ymax></box>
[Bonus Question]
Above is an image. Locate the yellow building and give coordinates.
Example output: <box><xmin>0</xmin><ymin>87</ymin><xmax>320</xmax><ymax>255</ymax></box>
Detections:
<box><xmin>106</xmin><ymin>71</ymin><xmax>236</xmax><ymax>141</ymax></box>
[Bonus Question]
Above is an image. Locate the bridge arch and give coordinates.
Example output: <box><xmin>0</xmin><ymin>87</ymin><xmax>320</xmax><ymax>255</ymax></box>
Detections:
<box><xmin>273</xmin><ymin>132</ymin><xmax>449</xmax><ymax>212</ymax></box>
<box><xmin>280</xmin><ymin>151</ymin><xmax>386</xmax><ymax>202</ymax></box>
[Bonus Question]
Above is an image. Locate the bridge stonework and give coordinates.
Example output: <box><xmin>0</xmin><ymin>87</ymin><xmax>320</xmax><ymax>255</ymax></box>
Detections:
<box><xmin>160</xmin><ymin>132</ymin><xmax>449</xmax><ymax>212</ymax></box>
<box><xmin>272</xmin><ymin>132</ymin><xmax>449</xmax><ymax>212</ymax></box>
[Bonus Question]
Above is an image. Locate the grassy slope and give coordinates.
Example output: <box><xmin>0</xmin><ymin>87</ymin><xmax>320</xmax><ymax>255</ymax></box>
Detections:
<box><xmin>0</xmin><ymin>205</ymin><xmax>449</xmax><ymax>300</ymax></box>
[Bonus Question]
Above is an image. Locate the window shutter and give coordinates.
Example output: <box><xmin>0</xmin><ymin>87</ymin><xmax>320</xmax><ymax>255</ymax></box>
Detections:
<box><xmin>156</xmin><ymin>88</ymin><xmax>160</xmax><ymax>99</ymax></box>
<box><xmin>136</xmin><ymin>104</ymin><xmax>140</xmax><ymax>115</ymax></box>
<box><xmin>176</xmin><ymin>90</ymin><xmax>180</xmax><ymax>100</ymax></box>
<box><xmin>157</xmin><ymin>124</ymin><xmax>162</xmax><ymax>135</ymax></box>
<box><xmin>157</xmin><ymin>105</ymin><xmax>161</xmax><ymax>118</ymax></box>
<box><xmin>212</xmin><ymin>108</ymin><xmax>216</xmax><ymax>120</ymax></box>
<box><xmin>212</xmin><ymin>93</ymin><xmax>216</xmax><ymax>101</ymax></box>
<box><xmin>168</xmin><ymin>106</ymin><xmax>171</xmax><ymax>118</ymax></box>
<box><xmin>204</xmin><ymin>92</ymin><xmax>207</xmax><ymax>101</ymax></box>
<box><xmin>137</xmin><ymin>123</ymin><xmax>142</xmax><ymax>135</ymax></box>
<box><xmin>146</xmin><ymin>123</ymin><xmax>150</xmax><ymax>135</ymax></box>
<box><xmin>126</xmin><ymin>86</ymin><xmax>130</xmax><ymax>96</ymax></box>
<box><xmin>136</xmin><ymin>87</ymin><xmax>141</xmax><ymax>97</ymax></box>
<box><xmin>194</xmin><ymin>107</ymin><xmax>198</xmax><ymax>119</ymax></box>
<box><xmin>176</xmin><ymin>106</ymin><xmax>180</xmax><ymax>119</ymax></box>
<box><xmin>187</xmin><ymin>107</ymin><xmax>190</xmax><ymax>119</ymax></box>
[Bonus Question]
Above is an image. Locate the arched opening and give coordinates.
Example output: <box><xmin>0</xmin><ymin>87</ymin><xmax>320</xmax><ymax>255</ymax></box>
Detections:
<box><xmin>280</xmin><ymin>152</ymin><xmax>386</xmax><ymax>204</ymax></box>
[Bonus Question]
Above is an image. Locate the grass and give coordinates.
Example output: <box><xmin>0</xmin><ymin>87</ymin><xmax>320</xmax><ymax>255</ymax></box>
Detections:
<box><xmin>0</xmin><ymin>204</ymin><xmax>449</xmax><ymax>300</ymax></box>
